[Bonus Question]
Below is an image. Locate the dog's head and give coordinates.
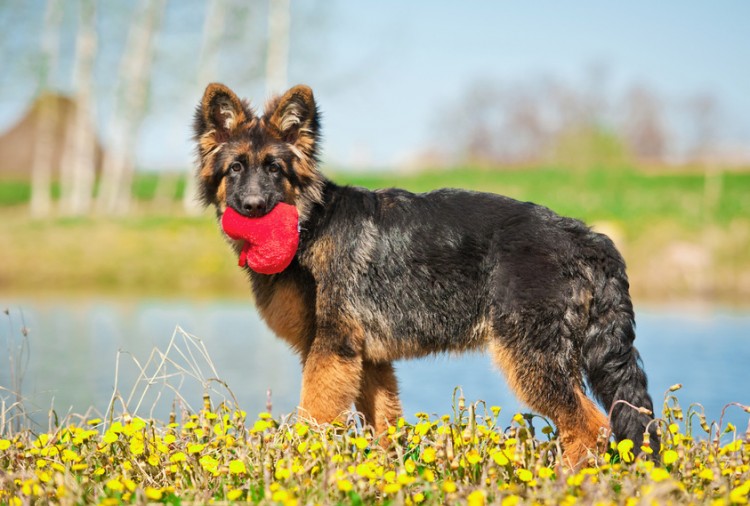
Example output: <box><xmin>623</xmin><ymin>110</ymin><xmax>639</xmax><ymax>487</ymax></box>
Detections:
<box><xmin>193</xmin><ymin>83</ymin><xmax>324</xmax><ymax>221</ymax></box>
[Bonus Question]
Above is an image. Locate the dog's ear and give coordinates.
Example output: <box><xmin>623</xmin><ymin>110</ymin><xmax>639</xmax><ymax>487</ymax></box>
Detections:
<box><xmin>195</xmin><ymin>83</ymin><xmax>248</xmax><ymax>144</ymax></box>
<box><xmin>267</xmin><ymin>85</ymin><xmax>319</xmax><ymax>157</ymax></box>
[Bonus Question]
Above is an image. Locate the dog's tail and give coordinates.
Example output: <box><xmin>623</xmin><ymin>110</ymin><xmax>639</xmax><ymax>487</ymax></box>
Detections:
<box><xmin>581</xmin><ymin>233</ymin><xmax>659</xmax><ymax>454</ymax></box>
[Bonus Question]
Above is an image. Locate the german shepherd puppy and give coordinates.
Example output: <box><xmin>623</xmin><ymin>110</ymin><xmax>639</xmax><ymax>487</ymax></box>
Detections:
<box><xmin>193</xmin><ymin>83</ymin><xmax>658</xmax><ymax>465</ymax></box>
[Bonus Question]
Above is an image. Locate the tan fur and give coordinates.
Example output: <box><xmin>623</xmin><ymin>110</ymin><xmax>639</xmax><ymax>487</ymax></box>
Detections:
<box><xmin>556</xmin><ymin>392</ymin><xmax>609</xmax><ymax>467</ymax></box>
<box><xmin>355</xmin><ymin>361</ymin><xmax>403</xmax><ymax>435</ymax></box>
<box><xmin>299</xmin><ymin>352</ymin><xmax>363</xmax><ymax>425</ymax></box>
<box><xmin>489</xmin><ymin>342</ymin><xmax>609</xmax><ymax>467</ymax></box>
<box><xmin>201</xmin><ymin>83</ymin><xmax>248</xmax><ymax>133</ymax></box>
<box><xmin>256</xmin><ymin>280</ymin><xmax>312</xmax><ymax>355</ymax></box>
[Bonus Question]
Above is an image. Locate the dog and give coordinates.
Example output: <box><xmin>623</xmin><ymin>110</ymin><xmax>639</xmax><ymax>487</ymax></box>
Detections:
<box><xmin>192</xmin><ymin>83</ymin><xmax>658</xmax><ymax>465</ymax></box>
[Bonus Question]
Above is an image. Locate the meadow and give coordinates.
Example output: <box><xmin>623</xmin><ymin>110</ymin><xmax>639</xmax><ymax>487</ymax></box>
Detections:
<box><xmin>2</xmin><ymin>165</ymin><xmax>750</xmax><ymax>302</ymax></box>
<box><xmin>1</xmin><ymin>385</ymin><xmax>749</xmax><ymax>505</ymax></box>
<box><xmin>2</xmin><ymin>165</ymin><xmax>750</xmax><ymax>504</ymax></box>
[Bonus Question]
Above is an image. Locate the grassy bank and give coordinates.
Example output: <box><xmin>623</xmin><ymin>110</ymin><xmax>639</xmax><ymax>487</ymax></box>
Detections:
<box><xmin>2</xmin><ymin>166</ymin><xmax>749</xmax><ymax>302</ymax></box>
<box><xmin>1</xmin><ymin>391</ymin><xmax>748</xmax><ymax>504</ymax></box>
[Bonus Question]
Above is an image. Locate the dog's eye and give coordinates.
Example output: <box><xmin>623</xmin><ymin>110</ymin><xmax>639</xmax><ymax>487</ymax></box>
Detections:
<box><xmin>268</xmin><ymin>161</ymin><xmax>282</xmax><ymax>173</ymax></box>
<box><xmin>229</xmin><ymin>162</ymin><xmax>243</xmax><ymax>173</ymax></box>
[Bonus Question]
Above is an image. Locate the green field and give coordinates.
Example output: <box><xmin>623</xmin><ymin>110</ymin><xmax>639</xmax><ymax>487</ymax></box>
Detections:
<box><xmin>2</xmin><ymin>165</ymin><xmax>749</xmax><ymax>302</ymax></box>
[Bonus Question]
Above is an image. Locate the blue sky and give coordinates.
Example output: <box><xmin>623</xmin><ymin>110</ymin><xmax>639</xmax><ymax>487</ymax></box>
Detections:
<box><xmin>1</xmin><ymin>0</ymin><xmax>749</xmax><ymax>170</ymax></box>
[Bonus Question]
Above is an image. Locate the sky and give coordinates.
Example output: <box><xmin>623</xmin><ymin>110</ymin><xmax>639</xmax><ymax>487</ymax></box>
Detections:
<box><xmin>1</xmin><ymin>0</ymin><xmax>749</xmax><ymax>170</ymax></box>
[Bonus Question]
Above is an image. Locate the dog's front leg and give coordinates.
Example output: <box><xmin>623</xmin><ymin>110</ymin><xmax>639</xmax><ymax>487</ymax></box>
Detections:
<box><xmin>298</xmin><ymin>330</ymin><xmax>364</xmax><ymax>425</ymax></box>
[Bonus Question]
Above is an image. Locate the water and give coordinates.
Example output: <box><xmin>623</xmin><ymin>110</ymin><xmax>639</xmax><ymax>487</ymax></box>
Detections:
<box><xmin>1</xmin><ymin>298</ymin><xmax>748</xmax><ymax>433</ymax></box>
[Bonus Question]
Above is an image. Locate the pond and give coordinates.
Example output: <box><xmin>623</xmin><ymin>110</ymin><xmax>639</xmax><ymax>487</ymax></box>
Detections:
<box><xmin>1</xmin><ymin>298</ymin><xmax>748</xmax><ymax>433</ymax></box>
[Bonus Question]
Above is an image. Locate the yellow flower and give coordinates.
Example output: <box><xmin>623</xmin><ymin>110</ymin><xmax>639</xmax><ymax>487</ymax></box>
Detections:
<box><xmin>729</xmin><ymin>481</ymin><xmax>750</xmax><ymax>504</ymax></box>
<box><xmin>61</xmin><ymin>449</ymin><xmax>81</xmax><ymax>463</ymax></box>
<box><xmin>0</xmin><ymin>439</ymin><xmax>12</xmax><ymax>451</ymax></box>
<box><xmin>337</xmin><ymin>479</ymin><xmax>353</xmax><ymax>492</ymax></box>
<box><xmin>353</xmin><ymin>437</ymin><xmax>368</xmax><ymax>450</ymax></box>
<box><xmin>422</xmin><ymin>447</ymin><xmax>437</xmax><ymax>463</ymax></box>
<box><xmin>423</xmin><ymin>469</ymin><xmax>436</xmax><ymax>482</ymax></box>
<box><xmin>442</xmin><ymin>480</ymin><xmax>457</xmax><ymax>493</ymax></box>
<box><xmin>229</xmin><ymin>459</ymin><xmax>247</xmax><ymax>475</ymax></box>
<box><xmin>468</xmin><ymin>490</ymin><xmax>486</xmax><ymax>506</ymax></box>
<box><xmin>145</xmin><ymin>487</ymin><xmax>163</xmax><ymax>500</ymax></box>
<box><xmin>517</xmin><ymin>468</ymin><xmax>533</xmax><ymax>482</ymax></box>
<box><xmin>251</xmin><ymin>420</ymin><xmax>271</xmax><ymax>433</ymax></box>
<box><xmin>466</xmin><ymin>449</ymin><xmax>482</xmax><ymax>465</ymax></box>
<box><xmin>492</xmin><ymin>450</ymin><xmax>510</xmax><ymax>466</ymax></box>
<box><xmin>501</xmin><ymin>494</ymin><xmax>521</xmax><ymax>506</ymax></box>
<box><xmin>415</xmin><ymin>421</ymin><xmax>431</xmax><ymax>436</ymax></box>
<box><xmin>698</xmin><ymin>468</ymin><xmax>715</xmax><ymax>481</ymax></box>
<box><xmin>413</xmin><ymin>492</ymin><xmax>425</xmax><ymax>503</ymax></box>
<box><xmin>187</xmin><ymin>443</ymin><xmax>205</xmax><ymax>454</ymax></box>
<box><xmin>169</xmin><ymin>452</ymin><xmax>187</xmax><ymax>463</ymax></box>
<box><xmin>662</xmin><ymin>449</ymin><xmax>678</xmax><ymax>465</ymax></box>
<box><xmin>617</xmin><ymin>439</ymin><xmax>634</xmax><ymax>463</ymax></box>
<box><xmin>227</xmin><ymin>488</ymin><xmax>244</xmax><ymax>501</ymax></box>
<box><xmin>102</xmin><ymin>431</ymin><xmax>118</xmax><ymax>445</ymax></box>
<box><xmin>294</xmin><ymin>422</ymin><xmax>309</xmax><ymax>437</ymax></box>
<box><xmin>105</xmin><ymin>479</ymin><xmax>124</xmax><ymax>492</ymax></box>
<box><xmin>650</xmin><ymin>468</ymin><xmax>671</xmax><ymax>483</ymax></box>
<box><xmin>383</xmin><ymin>483</ymin><xmax>401</xmax><ymax>494</ymax></box>
<box><xmin>404</xmin><ymin>459</ymin><xmax>416</xmax><ymax>474</ymax></box>
<box><xmin>538</xmin><ymin>467</ymin><xmax>554</xmax><ymax>479</ymax></box>
<box><xmin>199</xmin><ymin>455</ymin><xmax>219</xmax><ymax>473</ymax></box>
<box><xmin>87</xmin><ymin>418</ymin><xmax>102</xmax><ymax>425</ymax></box>
<box><xmin>129</xmin><ymin>438</ymin><xmax>144</xmax><ymax>456</ymax></box>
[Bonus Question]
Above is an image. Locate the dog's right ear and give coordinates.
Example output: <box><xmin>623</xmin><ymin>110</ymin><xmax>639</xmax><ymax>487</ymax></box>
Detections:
<box><xmin>194</xmin><ymin>83</ymin><xmax>249</xmax><ymax>146</ymax></box>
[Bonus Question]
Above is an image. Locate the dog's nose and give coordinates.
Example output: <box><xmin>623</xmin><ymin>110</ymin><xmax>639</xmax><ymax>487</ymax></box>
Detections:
<box><xmin>241</xmin><ymin>197</ymin><xmax>267</xmax><ymax>217</ymax></box>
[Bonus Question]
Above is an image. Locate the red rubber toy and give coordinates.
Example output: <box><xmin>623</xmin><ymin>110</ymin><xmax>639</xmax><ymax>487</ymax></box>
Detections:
<box><xmin>221</xmin><ymin>203</ymin><xmax>300</xmax><ymax>275</ymax></box>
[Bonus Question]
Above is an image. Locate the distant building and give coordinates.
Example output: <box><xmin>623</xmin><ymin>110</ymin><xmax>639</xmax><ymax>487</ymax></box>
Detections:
<box><xmin>0</xmin><ymin>92</ymin><xmax>104</xmax><ymax>179</ymax></box>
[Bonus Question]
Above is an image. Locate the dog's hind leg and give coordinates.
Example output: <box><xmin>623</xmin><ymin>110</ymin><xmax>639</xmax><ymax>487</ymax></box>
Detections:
<box><xmin>355</xmin><ymin>361</ymin><xmax>403</xmax><ymax>436</ymax></box>
<box><xmin>489</xmin><ymin>339</ymin><xmax>608</xmax><ymax>468</ymax></box>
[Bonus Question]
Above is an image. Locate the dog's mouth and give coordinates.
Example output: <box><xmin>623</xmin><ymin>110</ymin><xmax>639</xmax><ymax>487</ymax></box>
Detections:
<box><xmin>231</xmin><ymin>197</ymin><xmax>279</xmax><ymax>219</ymax></box>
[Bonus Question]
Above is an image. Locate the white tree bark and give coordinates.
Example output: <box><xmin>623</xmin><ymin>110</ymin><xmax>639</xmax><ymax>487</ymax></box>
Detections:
<box><xmin>96</xmin><ymin>0</ymin><xmax>166</xmax><ymax>215</ymax></box>
<box><xmin>30</xmin><ymin>0</ymin><xmax>62</xmax><ymax>218</ymax></box>
<box><xmin>183</xmin><ymin>0</ymin><xmax>227</xmax><ymax>215</ymax></box>
<box><xmin>59</xmin><ymin>0</ymin><xmax>97</xmax><ymax>216</ymax></box>
<box><xmin>266</xmin><ymin>0</ymin><xmax>290</xmax><ymax>95</ymax></box>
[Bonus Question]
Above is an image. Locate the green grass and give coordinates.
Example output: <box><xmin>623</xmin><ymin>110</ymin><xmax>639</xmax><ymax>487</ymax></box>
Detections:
<box><xmin>333</xmin><ymin>166</ymin><xmax>750</xmax><ymax>236</ymax></box>
<box><xmin>1</xmin><ymin>165</ymin><xmax>749</xmax><ymax>301</ymax></box>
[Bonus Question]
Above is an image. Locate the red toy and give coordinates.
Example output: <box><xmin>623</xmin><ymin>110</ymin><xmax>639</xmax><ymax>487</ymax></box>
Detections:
<box><xmin>221</xmin><ymin>203</ymin><xmax>300</xmax><ymax>275</ymax></box>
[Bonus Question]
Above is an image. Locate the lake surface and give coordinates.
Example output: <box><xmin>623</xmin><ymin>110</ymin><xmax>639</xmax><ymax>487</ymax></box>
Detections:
<box><xmin>1</xmin><ymin>297</ymin><xmax>748</xmax><ymax>433</ymax></box>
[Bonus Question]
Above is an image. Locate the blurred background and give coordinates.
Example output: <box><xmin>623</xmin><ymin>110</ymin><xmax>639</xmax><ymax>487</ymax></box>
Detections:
<box><xmin>1</xmin><ymin>1</ymin><xmax>748</xmax><ymax>429</ymax></box>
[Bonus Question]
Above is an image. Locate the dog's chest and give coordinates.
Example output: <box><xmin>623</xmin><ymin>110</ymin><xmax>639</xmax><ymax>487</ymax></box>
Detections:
<box><xmin>255</xmin><ymin>280</ymin><xmax>313</xmax><ymax>355</ymax></box>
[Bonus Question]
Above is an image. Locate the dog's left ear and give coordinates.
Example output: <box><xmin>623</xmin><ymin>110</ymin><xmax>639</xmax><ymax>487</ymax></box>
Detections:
<box><xmin>267</xmin><ymin>85</ymin><xmax>319</xmax><ymax>157</ymax></box>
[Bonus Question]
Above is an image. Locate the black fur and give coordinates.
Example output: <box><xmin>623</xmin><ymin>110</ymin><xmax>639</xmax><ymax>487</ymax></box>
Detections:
<box><xmin>194</xmin><ymin>83</ymin><xmax>659</xmax><ymax>462</ymax></box>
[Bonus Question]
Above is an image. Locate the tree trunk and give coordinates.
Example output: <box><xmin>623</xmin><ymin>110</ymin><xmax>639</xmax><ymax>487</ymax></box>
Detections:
<box><xmin>183</xmin><ymin>0</ymin><xmax>227</xmax><ymax>215</ymax></box>
<box><xmin>96</xmin><ymin>0</ymin><xmax>166</xmax><ymax>215</ymax></box>
<box><xmin>60</xmin><ymin>0</ymin><xmax>97</xmax><ymax>216</ymax></box>
<box><xmin>30</xmin><ymin>0</ymin><xmax>62</xmax><ymax>218</ymax></box>
<box><xmin>266</xmin><ymin>0</ymin><xmax>290</xmax><ymax>95</ymax></box>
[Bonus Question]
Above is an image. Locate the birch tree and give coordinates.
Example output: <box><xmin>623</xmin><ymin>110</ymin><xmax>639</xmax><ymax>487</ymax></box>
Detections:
<box><xmin>183</xmin><ymin>0</ymin><xmax>228</xmax><ymax>215</ymax></box>
<box><xmin>59</xmin><ymin>0</ymin><xmax>97</xmax><ymax>216</ymax></box>
<box><xmin>29</xmin><ymin>0</ymin><xmax>62</xmax><ymax>218</ymax></box>
<box><xmin>96</xmin><ymin>0</ymin><xmax>167</xmax><ymax>215</ymax></box>
<box><xmin>266</xmin><ymin>0</ymin><xmax>290</xmax><ymax>95</ymax></box>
